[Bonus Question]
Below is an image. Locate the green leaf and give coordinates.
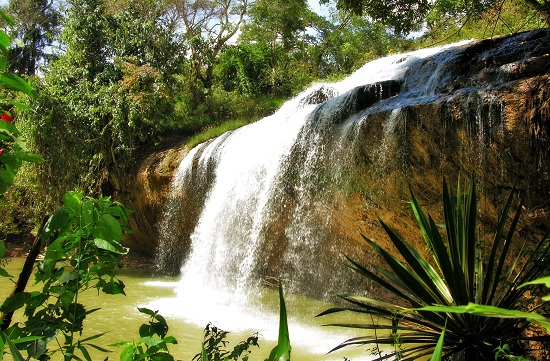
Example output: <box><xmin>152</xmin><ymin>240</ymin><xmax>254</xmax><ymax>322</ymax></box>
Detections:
<box><xmin>16</xmin><ymin>152</ymin><xmax>43</xmax><ymax>163</ymax></box>
<box><xmin>201</xmin><ymin>342</ymin><xmax>210</xmax><ymax>361</ymax></box>
<box><xmin>77</xmin><ymin>344</ymin><xmax>93</xmax><ymax>361</ymax></box>
<box><xmin>9</xmin><ymin>336</ymin><xmax>42</xmax><ymax>344</ymax></box>
<box><xmin>267</xmin><ymin>283</ymin><xmax>291</xmax><ymax>361</ymax></box>
<box><xmin>408</xmin><ymin>303</ymin><xmax>550</xmax><ymax>333</ymax></box>
<box><xmin>94</xmin><ymin>238</ymin><xmax>128</xmax><ymax>254</ymax></box>
<box><xmin>2</xmin><ymin>331</ymin><xmax>25</xmax><ymax>361</ymax></box>
<box><xmin>150</xmin><ymin>352</ymin><xmax>174</xmax><ymax>361</ymax></box>
<box><xmin>137</xmin><ymin>308</ymin><xmax>158</xmax><ymax>316</ymax></box>
<box><xmin>42</xmin><ymin>209</ymin><xmax>70</xmax><ymax>242</ymax></box>
<box><xmin>0</xmin><ymin>11</ymin><xmax>14</xmax><ymax>26</ymax></box>
<box><xmin>137</xmin><ymin>336</ymin><xmax>163</xmax><ymax>347</ymax></box>
<box><xmin>85</xmin><ymin>343</ymin><xmax>111</xmax><ymax>353</ymax></box>
<box><xmin>140</xmin><ymin>324</ymin><xmax>155</xmax><ymax>338</ymax></box>
<box><xmin>93</xmin><ymin>213</ymin><xmax>123</xmax><ymax>243</ymax></box>
<box><xmin>0</xmin><ymin>292</ymin><xmax>31</xmax><ymax>313</ymax></box>
<box><xmin>0</xmin><ymin>73</ymin><xmax>37</xmax><ymax>97</ymax></box>
<box><xmin>120</xmin><ymin>345</ymin><xmax>136</xmax><ymax>361</ymax></box>
<box><xmin>63</xmin><ymin>191</ymin><xmax>82</xmax><ymax>214</ymax></box>
<box><xmin>78</xmin><ymin>333</ymin><xmax>107</xmax><ymax>344</ymax></box>
<box><xmin>163</xmin><ymin>336</ymin><xmax>177</xmax><ymax>345</ymax></box>
<box><xmin>101</xmin><ymin>278</ymin><xmax>126</xmax><ymax>295</ymax></box>
<box><xmin>520</xmin><ymin>276</ymin><xmax>550</xmax><ymax>289</ymax></box>
<box><xmin>430</xmin><ymin>322</ymin><xmax>446</xmax><ymax>361</ymax></box>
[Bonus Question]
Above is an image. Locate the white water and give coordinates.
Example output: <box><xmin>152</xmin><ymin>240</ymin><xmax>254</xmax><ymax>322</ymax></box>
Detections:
<box><xmin>152</xmin><ymin>40</ymin><xmax>478</xmax><ymax>359</ymax></box>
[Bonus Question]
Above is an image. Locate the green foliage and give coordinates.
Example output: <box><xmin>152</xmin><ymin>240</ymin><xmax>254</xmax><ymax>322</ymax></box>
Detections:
<box><xmin>324</xmin><ymin>0</ymin><xmax>432</xmax><ymax>34</ymax></box>
<box><xmin>325</xmin><ymin>0</ymin><xmax>550</xmax><ymax>35</ymax></box>
<box><xmin>18</xmin><ymin>0</ymin><xmax>182</xmax><ymax>205</ymax></box>
<box><xmin>113</xmin><ymin>308</ymin><xmax>177</xmax><ymax>361</ymax></box>
<box><xmin>214</xmin><ymin>43</ymin><xmax>272</xmax><ymax>96</ymax></box>
<box><xmin>320</xmin><ymin>176</ymin><xmax>550</xmax><ymax>360</ymax></box>
<box><xmin>421</xmin><ymin>1</ymin><xmax>547</xmax><ymax>44</ymax></box>
<box><xmin>0</xmin><ymin>191</ymin><xmax>132</xmax><ymax>360</ymax></box>
<box><xmin>3</xmin><ymin>0</ymin><xmax>61</xmax><ymax>76</ymax></box>
<box><xmin>315</xmin><ymin>16</ymin><xmax>414</xmax><ymax>76</ymax></box>
<box><xmin>194</xmin><ymin>323</ymin><xmax>259</xmax><ymax>361</ymax></box>
<box><xmin>0</xmin><ymin>10</ymin><xmax>42</xmax><ymax>200</ymax></box>
<box><xmin>242</xmin><ymin>0</ymin><xmax>312</xmax><ymax>51</ymax></box>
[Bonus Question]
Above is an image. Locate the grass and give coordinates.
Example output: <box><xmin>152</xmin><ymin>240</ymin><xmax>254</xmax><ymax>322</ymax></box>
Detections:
<box><xmin>185</xmin><ymin>119</ymin><xmax>249</xmax><ymax>150</ymax></box>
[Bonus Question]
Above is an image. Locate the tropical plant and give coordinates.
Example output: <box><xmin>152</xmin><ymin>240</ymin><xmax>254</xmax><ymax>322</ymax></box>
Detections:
<box><xmin>266</xmin><ymin>282</ymin><xmax>291</xmax><ymax>361</ymax></box>
<box><xmin>0</xmin><ymin>191</ymin><xmax>132</xmax><ymax>360</ymax></box>
<box><xmin>319</xmin><ymin>176</ymin><xmax>550</xmax><ymax>360</ymax></box>
<box><xmin>193</xmin><ymin>323</ymin><xmax>258</xmax><ymax>361</ymax></box>
<box><xmin>196</xmin><ymin>282</ymin><xmax>290</xmax><ymax>361</ymax></box>
<box><xmin>113</xmin><ymin>307</ymin><xmax>178</xmax><ymax>361</ymax></box>
<box><xmin>0</xmin><ymin>9</ymin><xmax>41</xmax><ymax>199</ymax></box>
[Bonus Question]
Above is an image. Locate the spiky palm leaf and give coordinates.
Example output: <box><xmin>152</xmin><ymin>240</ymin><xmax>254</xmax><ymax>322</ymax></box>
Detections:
<box><xmin>320</xmin><ymin>176</ymin><xmax>550</xmax><ymax>360</ymax></box>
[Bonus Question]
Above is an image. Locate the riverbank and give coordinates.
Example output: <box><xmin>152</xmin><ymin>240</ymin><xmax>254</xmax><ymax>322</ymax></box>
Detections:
<box><xmin>3</xmin><ymin>235</ymin><xmax>156</xmax><ymax>271</ymax></box>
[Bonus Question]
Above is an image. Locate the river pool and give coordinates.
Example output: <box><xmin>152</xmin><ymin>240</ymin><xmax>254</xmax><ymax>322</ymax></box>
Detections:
<box><xmin>1</xmin><ymin>257</ymin><xmax>387</xmax><ymax>361</ymax></box>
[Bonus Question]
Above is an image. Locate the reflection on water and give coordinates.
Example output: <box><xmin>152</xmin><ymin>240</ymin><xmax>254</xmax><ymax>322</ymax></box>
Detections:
<box><xmin>1</xmin><ymin>258</ymin><xmax>383</xmax><ymax>360</ymax></box>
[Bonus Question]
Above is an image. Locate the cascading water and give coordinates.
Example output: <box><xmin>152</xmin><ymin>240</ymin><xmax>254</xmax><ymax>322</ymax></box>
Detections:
<box><xmin>147</xmin><ymin>29</ymin><xmax>550</xmax><ymax>358</ymax></box>
<box><xmin>155</xmin><ymin>40</ymin><xmax>472</xmax><ymax>295</ymax></box>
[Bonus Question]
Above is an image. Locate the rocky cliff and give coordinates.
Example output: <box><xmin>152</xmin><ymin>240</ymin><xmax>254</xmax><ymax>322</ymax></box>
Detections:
<box><xmin>123</xmin><ymin>29</ymin><xmax>550</xmax><ymax>297</ymax></box>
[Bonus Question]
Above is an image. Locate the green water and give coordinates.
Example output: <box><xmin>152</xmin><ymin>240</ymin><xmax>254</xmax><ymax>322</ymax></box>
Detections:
<box><xmin>1</xmin><ymin>258</ymin><xmax>383</xmax><ymax>361</ymax></box>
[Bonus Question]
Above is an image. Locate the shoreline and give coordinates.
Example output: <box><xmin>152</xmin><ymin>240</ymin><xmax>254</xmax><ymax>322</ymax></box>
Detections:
<box><xmin>2</xmin><ymin>239</ymin><xmax>156</xmax><ymax>271</ymax></box>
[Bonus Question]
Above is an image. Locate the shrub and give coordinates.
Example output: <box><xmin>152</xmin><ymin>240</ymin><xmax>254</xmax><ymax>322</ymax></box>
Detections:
<box><xmin>320</xmin><ymin>176</ymin><xmax>550</xmax><ymax>360</ymax></box>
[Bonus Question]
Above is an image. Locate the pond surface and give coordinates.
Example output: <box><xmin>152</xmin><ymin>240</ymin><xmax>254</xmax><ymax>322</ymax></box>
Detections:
<box><xmin>1</xmin><ymin>257</ymin><xmax>386</xmax><ymax>361</ymax></box>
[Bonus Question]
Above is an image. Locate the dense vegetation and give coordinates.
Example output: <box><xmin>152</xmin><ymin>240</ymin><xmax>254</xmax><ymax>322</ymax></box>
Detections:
<box><xmin>0</xmin><ymin>0</ymin><xmax>547</xmax><ymax>236</ymax></box>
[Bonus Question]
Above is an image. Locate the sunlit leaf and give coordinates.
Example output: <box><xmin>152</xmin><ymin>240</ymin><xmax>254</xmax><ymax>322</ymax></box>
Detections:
<box><xmin>0</xmin><ymin>73</ymin><xmax>37</xmax><ymax>97</ymax></box>
<box><xmin>430</xmin><ymin>323</ymin><xmax>446</xmax><ymax>361</ymax></box>
<box><xmin>267</xmin><ymin>282</ymin><xmax>291</xmax><ymax>361</ymax></box>
<box><xmin>93</xmin><ymin>214</ymin><xmax>123</xmax><ymax>243</ymax></box>
<box><xmin>3</xmin><ymin>331</ymin><xmax>25</xmax><ymax>361</ymax></box>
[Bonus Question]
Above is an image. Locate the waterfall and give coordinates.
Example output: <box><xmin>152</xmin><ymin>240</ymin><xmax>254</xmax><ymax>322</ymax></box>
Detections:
<box><xmin>150</xmin><ymin>29</ymin><xmax>550</xmax><ymax>337</ymax></box>
<box><xmin>154</xmin><ymin>40</ymin><xmax>478</xmax><ymax>298</ymax></box>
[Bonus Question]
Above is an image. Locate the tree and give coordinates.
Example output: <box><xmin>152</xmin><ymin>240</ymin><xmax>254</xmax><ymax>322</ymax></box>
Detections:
<box><xmin>238</xmin><ymin>0</ymin><xmax>324</xmax><ymax>96</ymax></box>
<box><xmin>4</xmin><ymin>0</ymin><xmax>61</xmax><ymax>75</ymax></box>
<box><xmin>107</xmin><ymin>0</ymin><xmax>184</xmax><ymax>77</ymax></box>
<box><xmin>21</xmin><ymin>0</ymin><xmax>181</xmax><ymax>206</ymax></box>
<box><xmin>168</xmin><ymin>0</ymin><xmax>249</xmax><ymax>109</ymax></box>
<box><xmin>241</xmin><ymin>0</ymin><xmax>312</xmax><ymax>51</ymax></box>
<box><xmin>324</xmin><ymin>0</ymin><xmax>550</xmax><ymax>34</ymax></box>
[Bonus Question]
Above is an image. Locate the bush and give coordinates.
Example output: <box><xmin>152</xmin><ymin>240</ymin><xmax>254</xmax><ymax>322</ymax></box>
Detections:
<box><xmin>320</xmin><ymin>176</ymin><xmax>550</xmax><ymax>360</ymax></box>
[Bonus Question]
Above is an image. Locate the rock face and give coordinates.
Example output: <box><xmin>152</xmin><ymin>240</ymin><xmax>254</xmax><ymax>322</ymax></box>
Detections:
<box><xmin>122</xmin><ymin>138</ymin><xmax>188</xmax><ymax>258</ymax></box>
<box><xmin>124</xmin><ymin>29</ymin><xmax>550</xmax><ymax>298</ymax></box>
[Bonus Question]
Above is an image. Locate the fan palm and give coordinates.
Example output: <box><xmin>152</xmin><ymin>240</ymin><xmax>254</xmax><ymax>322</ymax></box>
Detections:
<box><xmin>320</xmin><ymin>176</ymin><xmax>550</xmax><ymax>360</ymax></box>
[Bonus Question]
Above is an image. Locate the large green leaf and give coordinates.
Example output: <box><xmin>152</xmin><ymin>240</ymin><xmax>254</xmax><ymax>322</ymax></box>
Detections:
<box><xmin>520</xmin><ymin>276</ymin><xmax>550</xmax><ymax>289</ymax></box>
<box><xmin>429</xmin><ymin>325</ymin><xmax>445</xmax><ymax>361</ymax></box>
<box><xmin>267</xmin><ymin>283</ymin><xmax>291</xmax><ymax>361</ymax></box>
<box><xmin>409</xmin><ymin>303</ymin><xmax>550</xmax><ymax>333</ymax></box>
<box><xmin>0</xmin><ymin>73</ymin><xmax>37</xmax><ymax>97</ymax></box>
<box><xmin>92</xmin><ymin>214</ymin><xmax>123</xmax><ymax>243</ymax></box>
<box><xmin>2</xmin><ymin>331</ymin><xmax>25</xmax><ymax>361</ymax></box>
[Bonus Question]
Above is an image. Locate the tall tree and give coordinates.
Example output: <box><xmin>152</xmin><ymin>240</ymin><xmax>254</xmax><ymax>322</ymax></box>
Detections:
<box><xmin>5</xmin><ymin>0</ymin><xmax>60</xmax><ymax>75</ymax></box>
<box><xmin>238</xmin><ymin>0</ymin><xmax>323</xmax><ymax>96</ymax></box>
<box><xmin>107</xmin><ymin>0</ymin><xmax>184</xmax><ymax>76</ymax></box>
<box><xmin>323</xmin><ymin>0</ymin><xmax>550</xmax><ymax>34</ymax></box>
<box><xmin>169</xmin><ymin>0</ymin><xmax>249</xmax><ymax>108</ymax></box>
<box><xmin>23</xmin><ymin>0</ymin><xmax>182</xmax><ymax>204</ymax></box>
<box><xmin>241</xmin><ymin>0</ymin><xmax>312</xmax><ymax>51</ymax></box>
